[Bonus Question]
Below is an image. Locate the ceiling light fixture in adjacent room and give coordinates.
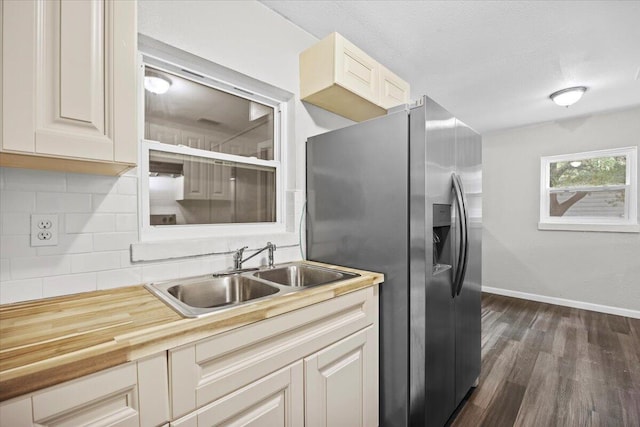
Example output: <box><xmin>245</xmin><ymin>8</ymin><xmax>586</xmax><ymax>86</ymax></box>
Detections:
<box><xmin>144</xmin><ymin>74</ymin><xmax>172</xmax><ymax>94</ymax></box>
<box><xmin>549</xmin><ymin>86</ymin><xmax>587</xmax><ymax>107</ymax></box>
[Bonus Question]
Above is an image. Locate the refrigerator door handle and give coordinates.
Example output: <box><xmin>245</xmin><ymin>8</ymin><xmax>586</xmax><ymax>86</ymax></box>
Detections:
<box><xmin>451</xmin><ymin>173</ymin><xmax>467</xmax><ymax>297</ymax></box>
<box><xmin>451</xmin><ymin>173</ymin><xmax>469</xmax><ymax>297</ymax></box>
<box><xmin>453</xmin><ymin>173</ymin><xmax>470</xmax><ymax>296</ymax></box>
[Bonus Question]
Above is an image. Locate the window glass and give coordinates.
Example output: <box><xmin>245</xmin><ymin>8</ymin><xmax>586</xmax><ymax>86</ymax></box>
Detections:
<box><xmin>549</xmin><ymin>189</ymin><xmax>625</xmax><ymax>218</ymax></box>
<box><xmin>144</xmin><ymin>67</ymin><xmax>274</xmax><ymax>160</ymax></box>
<box><xmin>550</xmin><ymin>156</ymin><xmax>626</xmax><ymax>188</ymax></box>
<box><xmin>148</xmin><ymin>150</ymin><xmax>276</xmax><ymax>225</ymax></box>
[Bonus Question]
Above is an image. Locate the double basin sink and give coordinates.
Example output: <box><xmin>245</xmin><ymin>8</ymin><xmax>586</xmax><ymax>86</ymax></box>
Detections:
<box><xmin>145</xmin><ymin>262</ymin><xmax>360</xmax><ymax>318</ymax></box>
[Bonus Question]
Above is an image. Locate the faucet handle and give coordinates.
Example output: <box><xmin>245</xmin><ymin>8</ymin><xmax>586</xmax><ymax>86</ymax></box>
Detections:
<box><xmin>267</xmin><ymin>242</ymin><xmax>276</xmax><ymax>267</ymax></box>
<box><xmin>233</xmin><ymin>246</ymin><xmax>248</xmax><ymax>260</ymax></box>
<box><xmin>233</xmin><ymin>246</ymin><xmax>248</xmax><ymax>270</ymax></box>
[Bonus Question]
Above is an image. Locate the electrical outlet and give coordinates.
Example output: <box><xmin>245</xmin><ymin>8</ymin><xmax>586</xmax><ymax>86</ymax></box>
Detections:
<box><xmin>31</xmin><ymin>214</ymin><xmax>59</xmax><ymax>247</ymax></box>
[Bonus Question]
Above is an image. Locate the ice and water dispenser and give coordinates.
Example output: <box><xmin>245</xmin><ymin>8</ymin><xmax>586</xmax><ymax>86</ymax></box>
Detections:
<box><xmin>432</xmin><ymin>204</ymin><xmax>452</xmax><ymax>275</ymax></box>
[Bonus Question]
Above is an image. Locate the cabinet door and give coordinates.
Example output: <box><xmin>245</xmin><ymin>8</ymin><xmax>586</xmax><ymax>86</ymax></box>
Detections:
<box><xmin>31</xmin><ymin>362</ymin><xmax>139</xmax><ymax>427</ymax></box>
<box><xmin>0</xmin><ymin>397</ymin><xmax>33</xmax><ymax>427</ymax></box>
<box><xmin>2</xmin><ymin>0</ymin><xmax>136</xmax><ymax>164</ymax></box>
<box><xmin>196</xmin><ymin>361</ymin><xmax>303</xmax><ymax>427</ymax></box>
<box><xmin>379</xmin><ymin>65</ymin><xmax>410</xmax><ymax>109</ymax></box>
<box><xmin>305</xmin><ymin>326</ymin><xmax>378</xmax><ymax>427</ymax></box>
<box><xmin>182</xmin><ymin>131</ymin><xmax>208</xmax><ymax>200</ymax></box>
<box><xmin>334</xmin><ymin>34</ymin><xmax>380</xmax><ymax>104</ymax></box>
<box><xmin>207</xmin><ymin>139</ymin><xmax>232</xmax><ymax>201</ymax></box>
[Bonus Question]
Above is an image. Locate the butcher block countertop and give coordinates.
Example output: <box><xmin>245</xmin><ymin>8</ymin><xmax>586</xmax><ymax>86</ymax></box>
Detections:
<box><xmin>0</xmin><ymin>261</ymin><xmax>383</xmax><ymax>402</ymax></box>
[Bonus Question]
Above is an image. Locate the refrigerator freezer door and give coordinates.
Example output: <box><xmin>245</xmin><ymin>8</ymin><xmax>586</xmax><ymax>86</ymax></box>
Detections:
<box><xmin>416</xmin><ymin>97</ymin><xmax>457</xmax><ymax>427</ymax></box>
<box><xmin>307</xmin><ymin>111</ymin><xmax>410</xmax><ymax>427</ymax></box>
<box><xmin>454</xmin><ymin>120</ymin><xmax>482</xmax><ymax>407</ymax></box>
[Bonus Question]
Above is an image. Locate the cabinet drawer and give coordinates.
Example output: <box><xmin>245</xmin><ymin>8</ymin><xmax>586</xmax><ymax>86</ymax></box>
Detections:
<box><xmin>32</xmin><ymin>362</ymin><xmax>139</xmax><ymax>426</ymax></box>
<box><xmin>170</xmin><ymin>362</ymin><xmax>303</xmax><ymax>427</ymax></box>
<box><xmin>0</xmin><ymin>353</ymin><xmax>169</xmax><ymax>427</ymax></box>
<box><xmin>169</xmin><ymin>287</ymin><xmax>375</xmax><ymax>419</ymax></box>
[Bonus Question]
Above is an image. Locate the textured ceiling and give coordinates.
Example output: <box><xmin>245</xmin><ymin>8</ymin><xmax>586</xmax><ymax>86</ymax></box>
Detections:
<box><xmin>260</xmin><ymin>1</ymin><xmax>640</xmax><ymax>134</ymax></box>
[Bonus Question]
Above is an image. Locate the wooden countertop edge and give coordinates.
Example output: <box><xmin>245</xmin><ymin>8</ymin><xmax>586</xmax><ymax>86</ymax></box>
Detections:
<box><xmin>0</xmin><ymin>264</ymin><xmax>383</xmax><ymax>402</ymax></box>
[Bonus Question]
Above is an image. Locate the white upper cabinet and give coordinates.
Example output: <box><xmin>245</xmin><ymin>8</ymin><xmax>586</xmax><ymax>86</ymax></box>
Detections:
<box><xmin>300</xmin><ymin>32</ymin><xmax>410</xmax><ymax>122</ymax></box>
<box><xmin>1</xmin><ymin>0</ymin><xmax>137</xmax><ymax>176</ymax></box>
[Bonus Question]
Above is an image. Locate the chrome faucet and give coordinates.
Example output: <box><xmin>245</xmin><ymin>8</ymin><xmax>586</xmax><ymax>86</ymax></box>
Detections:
<box><xmin>233</xmin><ymin>242</ymin><xmax>277</xmax><ymax>270</ymax></box>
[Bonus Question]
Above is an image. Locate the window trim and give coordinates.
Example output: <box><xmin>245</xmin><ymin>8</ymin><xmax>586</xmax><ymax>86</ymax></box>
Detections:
<box><xmin>137</xmin><ymin>38</ymin><xmax>295</xmax><ymax>244</ymax></box>
<box><xmin>538</xmin><ymin>146</ymin><xmax>639</xmax><ymax>233</ymax></box>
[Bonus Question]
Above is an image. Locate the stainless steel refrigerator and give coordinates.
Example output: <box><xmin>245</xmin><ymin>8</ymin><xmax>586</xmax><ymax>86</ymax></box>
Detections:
<box><xmin>306</xmin><ymin>95</ymin><xmax>482</xmax><ymax>427</ymax></box>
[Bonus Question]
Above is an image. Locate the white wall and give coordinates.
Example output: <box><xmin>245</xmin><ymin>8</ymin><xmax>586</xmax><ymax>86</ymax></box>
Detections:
<box><xmin>483</xmin><ymin>107</ymin><xmax>640</xmax><ymax>313</ymax></box>
<box><xmin>0</xmin><ymin>1</ymin><xmax>352</xmax><ymax>304</ymax></box>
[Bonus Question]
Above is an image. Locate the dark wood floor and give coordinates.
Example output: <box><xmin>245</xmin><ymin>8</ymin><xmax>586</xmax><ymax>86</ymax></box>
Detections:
<box><xmin>451</xmin><ymin>293</ymin><xmax>640</xmax><ymax>427</ymax></box>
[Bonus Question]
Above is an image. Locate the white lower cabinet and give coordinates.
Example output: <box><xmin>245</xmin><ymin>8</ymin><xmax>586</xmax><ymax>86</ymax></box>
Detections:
<box><xmin>169</xmin><ymin>286</ymin><xmax>379</xmax><ymax>426</ymax></box>
<box><xmin>0</xmin><ymin>353</ymin><xmax>169</xmax><ymax>427</ymax></box>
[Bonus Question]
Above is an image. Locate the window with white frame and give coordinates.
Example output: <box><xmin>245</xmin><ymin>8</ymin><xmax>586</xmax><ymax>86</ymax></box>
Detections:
<box><xmin>138</xmin><ymin>51</ymin><xmax>291</xmax><ymax>242</ymax></box>
<box><xmin>539</xmin><ymin>146</ymin><xmax>638</xmax><ymax>232</ymax></box>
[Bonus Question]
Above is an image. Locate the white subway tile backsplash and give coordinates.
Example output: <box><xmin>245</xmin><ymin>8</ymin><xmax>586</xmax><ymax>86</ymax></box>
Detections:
<box><xmin>178</xmin><ymin>258</ymin><xmax>213</xmax><ymax>278</ymax></box>
<box><xmin>93</xmin><ymin>232</ymin><xmax>137</xmax><ymax>251</ymax></box>
<box><xmin>1</xmin><ymin>213</ymin><xmax>30</xmax><ymax>235</ymax></box>
<box><xmin>1</xmin><ymin>191</ymin><xmax>36</xmax><ymax>212</ymax></box>
<box><xmin>97</xmin><ymin>267</ymin><xmax>142</xmax><ymax>290</ymax></box>
<box><xmin>37</xmin><ymin>192</ymin><xmax>92</xmax><ymax>213</ymax></box>
<box><xmin>0</xmin><ymin>259</ymin><xmax>10</xmax><ymax>281</ymax></box>
<box><xmin>11</xmin><ymin>255</ymin><xmax>71</xmax><ymax>279</ymax></box>
<box><xmin>43</xmin><ymin>272</ymin><xmax>97</xmax><ymax>298</ymax></box>
<box><xmin>117</xmin><ymin>177</ymin><xmax>138</xmax><ymax>195</ymax></box>
<box><xmin>66</xmin><ymin>173</ymin><xmax>118</xmax><ymax>194</ymax></box>
<box><xmin>93</xmin><ymin>194</ymin><xmax>137</xmax><ymax>213</ymax></box>
<box><xmin>0</xmin><ymin>168</ymin><xmax>303</xmax><ymax>302</ymax></box>
<box><xmin>36</xmin><ymin>233</ymin><xmax>93</xmax><ymax>256</ymax></box>
<box><xmin>120</xmin><ymin>250</ymin><xmax>133</xmax><ymax>268</ymax></box>
<box><xmin>1</xmin><ymin>234</ymin><xmax>37</xmax><ymax>258</ymax></box>
<box><xmin>66</xmin><ymin>213</ymin><xmax>116</xmax><ymax>233</ymax></box>
<box><xmin>3</xmin><ymin>168</ymin><xmax>66</xmax><ymax>192</ymax></box>
<box><xmin>71</xmin><ymin>251</ymin><xmax>121</xmax><ymax>273</ymax></box>
<box><xmin>142</xmin><ymin>262</ymin><xmax>184</xmax><ymax>283</ymax></box>
<box><xmin>0</xmin><ymin>278</ymin><xmax>43</xmax><ymax>304</ymax></box>
<box><xmin>116</xmin><ymin>214</ymin><xmax>138</xmax><ymax>231</ymax></box>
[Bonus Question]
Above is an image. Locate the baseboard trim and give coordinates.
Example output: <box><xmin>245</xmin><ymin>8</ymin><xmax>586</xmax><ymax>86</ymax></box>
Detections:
<box><xmin>482</xmin><ymin>286</ymin><xmax>640</xmax><ymax>319</ymax></box>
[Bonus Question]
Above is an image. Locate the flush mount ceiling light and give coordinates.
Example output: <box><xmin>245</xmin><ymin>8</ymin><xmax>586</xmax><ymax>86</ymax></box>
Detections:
<box><xmin>549</xmin><ymin>86</ymin><xmax>587</xmax><ymax>107</ymax></box>
<box><xmin>144</xmin><ymin>74</ymin><xmax>172</xmax><ymax>94</ymax></box>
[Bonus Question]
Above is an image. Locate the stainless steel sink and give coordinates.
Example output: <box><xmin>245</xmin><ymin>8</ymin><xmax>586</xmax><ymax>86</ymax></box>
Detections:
<box><xmin>145</xmin><ymin>262</ymin><xmax>360</xmax><ymax>318</ymax></box>
<box><xmin>146</xmin><ymin>274</ymin><xmax>280</xmax><ymax>318</ymax></box>
<box><xmin>253</xmin><ymin>263</ymin><xmax>359</xmax><ymax>288</ymax></box>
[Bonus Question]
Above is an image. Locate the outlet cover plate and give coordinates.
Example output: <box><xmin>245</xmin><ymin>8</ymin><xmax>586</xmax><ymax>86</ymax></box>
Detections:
<box><xmin>31</xmin><ymin>214</ymin><xmax>59</xmax><ymax>247</ymax></box>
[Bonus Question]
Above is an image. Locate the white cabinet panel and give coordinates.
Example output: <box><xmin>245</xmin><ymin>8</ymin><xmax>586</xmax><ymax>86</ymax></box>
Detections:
<box><xmin>0</xmin><ymin>396</ymin><xmax>33</xmax><ymax>427</ymax></box>
<box><xmin>31</xmin><ymin>362</ymin><xmax>139</xmax><ymax>427</ymax></box>
<box><xmin>334</xmin><ymin>36</ymin><xmax>379</xmax><ymax>104</ymax></box>
<box><xmin>182</xmin><ymin>131</ymin><xmax>208</xmax><ymax>200</ymax></box>
<box><xmin>138</xmin><ymin>353</ymin><xmax>171</xmax><ymax>427</ymax></box>
<box><xmin>59</xmin><ymin>0</ymin><xmax>104</xmax><ymax>128</ymax></box>
<box><xmin>1</xmin><ymin>0</ymin><xmax>137</xmax><ymax>175</ymax></box>
<box><xmin>196</xmin><ymin>362</ymin><xmax>303</xmax><ymax>427</ymax></box>
<box><xmin>379</xmin><ymin>65</ymin><xmax>411</xmax><ymax>109</ymax></box>
<box><xmin>305</xmin><ymin>326</ymin><xmax>378</xmax><ymax>427</ymax></box>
